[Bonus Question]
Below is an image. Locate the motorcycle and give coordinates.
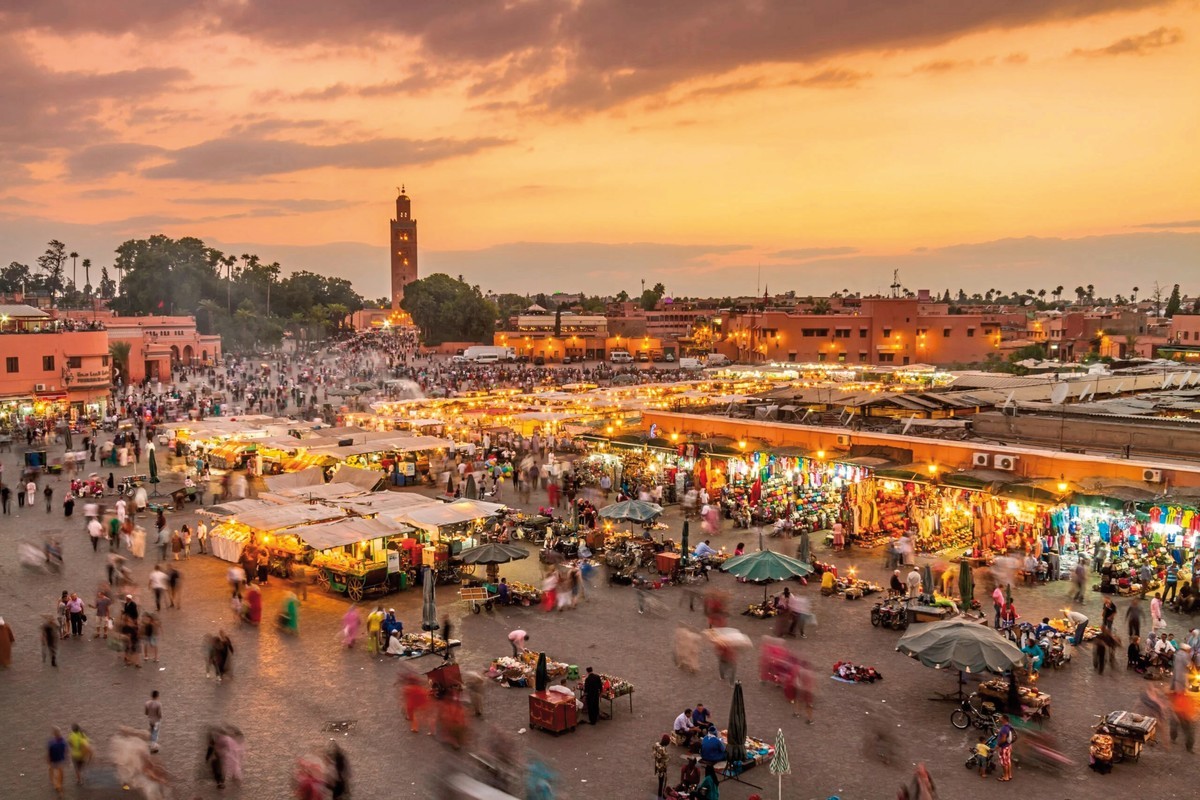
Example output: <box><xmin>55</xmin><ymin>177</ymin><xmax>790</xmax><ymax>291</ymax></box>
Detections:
<box><xmin>951</xmin><ymin>693</ymin><xmax>999</xmax><ymax>731</ymax></box>
<box><xmin>870</xmin><ymin>599</ymin><xmax>909</xmax><ymax>630</ymax></box>
<box><xmin>1039</xmin><ymin>634</ymin><xmax>1071</xmax><ymax>669</ymax></box>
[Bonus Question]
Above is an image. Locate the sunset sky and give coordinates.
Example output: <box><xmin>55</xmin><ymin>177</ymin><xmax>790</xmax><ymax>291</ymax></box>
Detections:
<box><xmin>1</xmin><ymin>1</ymin><xmax>1197</xmax><ymax>300</ymax></box>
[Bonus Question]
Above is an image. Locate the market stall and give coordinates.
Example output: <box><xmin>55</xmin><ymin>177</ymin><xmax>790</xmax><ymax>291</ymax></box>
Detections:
<box><xmin>205</xmin><ymin>503</ymin><xmax>347</xmax><ymax>562</ymax></box>
<box><xmin>301</xmin><ymin>516</ymin><xmax>416</xmax><ymax>599</ymax></box>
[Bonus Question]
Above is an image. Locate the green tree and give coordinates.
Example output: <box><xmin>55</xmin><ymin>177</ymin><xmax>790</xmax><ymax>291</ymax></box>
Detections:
<box><xmin>494</xmin><ymin>292</ymin><xmax>531</xmax><ymax>321</ymax></box>
<box><xmin>37</xmin><ymin>239</ymin><xmax>68</xmax><ymax>296</ymax></box>
<box><xmin>639</xmin><ymin>282</ymin><xmax>666</xmax><ymax>311</ymax></box>
<box><xmin>614</xmin><ymin>290</ymin><xmax>630</xmax><ymax>303</ymax></box>
<box><xmin>109</xmin><ymin>340</ymin><xmax>132</xmax><ymax>383</ymax></box>
<box><xmin>98</xmin><ymin>266</ymin><xmax>116</xmax><ymax>299</ymax></box>
<box><xmin>0</xmin><ymin>261</ymin><xmax>35</xmax><ymax>293</ymax></box>
<box><xmin>1166</xmin><ymin>283</ymin><xmax>1182</xmax><ymax>317</ymax></box>
<box><xmin>400</xmin><ymin>274</ymin><xmax>497</xmax><ymax>345</ymax></box>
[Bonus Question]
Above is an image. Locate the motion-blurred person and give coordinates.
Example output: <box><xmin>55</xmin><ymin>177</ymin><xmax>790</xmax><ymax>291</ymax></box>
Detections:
<box><xmin>327</xmin><ymin>743</ymin><xmax>350</xmax><ymax>800</ymax></box>
<box><xmin>673</xmin><ymin>624</ymin><xmax>701</xmax><ymax>673</ymax></box>
<box><xmin>278</xmin><ymin>591</ymin><xmax>299</xmax><ymax>634</ymax></box>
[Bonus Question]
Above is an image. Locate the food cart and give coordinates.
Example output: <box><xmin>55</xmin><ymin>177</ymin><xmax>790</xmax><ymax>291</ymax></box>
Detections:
<box><xmin>203</xmin><ymin>502</ymin><xmax>347</xmax><ymax>563</ymax></box>
<box><xmin>303</xmin><ymin>516</ymin><xmax>416</xmax><ymax>600</ymax></box>
<box><xmin>395</xmin><ymin>499</ymin><xmax>506</xmax><ymax>580</ymax></box>
<box><xmin>1094</xmin><ymin>710</ymin><xmax>1157</xmax><ymax>763</ymax></box>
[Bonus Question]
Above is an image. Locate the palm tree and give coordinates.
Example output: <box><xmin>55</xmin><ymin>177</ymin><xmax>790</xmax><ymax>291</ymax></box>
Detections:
<box><xmin>82</xmin><ymin>259</ymin><xmax>92</xmax><ymax>296</ymax></box>
<box><xmin>109</xmin><ymin>340</ymin><xmax>132</xmax><ymax>384</ymax></box>
<box><xmin>1131</xmin><ymin>286</ymin><xmax>1139</xmax><ymax>303</ymax></box>
<box><xmin>811</xmin><ymin>298</ymin><xmax>832</xmax><ymax>314</ymax></box>
<box><xmin>69</xmin><ymin>251</ymin><xmax>79</xmax><ymax>288</ymax></box>
<box><xmin>1053</xmin><ymin>285</ymin><xmax>1064</xmax><ymax>304</ymax></box>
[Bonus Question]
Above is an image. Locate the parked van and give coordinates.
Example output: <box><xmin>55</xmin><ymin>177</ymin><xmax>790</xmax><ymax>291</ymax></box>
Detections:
<box><xmin>705</xmin><ymin>353</ymin><xmax>732</xmax><ymax>367</ymax></box>
<box><xmin>474</xmin><ymin>353</ymin><xmax>500</xmax><ymax>364</ymax></box>
<box><xmin>610</xmin><ymin>350</ymin><xmax>633</xmax><ymax>363</ymax></box>
<box><xmin>678</xmin><ymin>357</ymin><xmax>703</xmax><ymax>370</ymax></box>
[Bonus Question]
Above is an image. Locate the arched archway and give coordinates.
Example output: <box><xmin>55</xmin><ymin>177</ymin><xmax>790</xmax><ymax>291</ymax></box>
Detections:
<box><xmin>201</xmin><ymin>350</ymin><xmax>208</xmax><ymax>363</ymax></box>
<box><xmin>182</xmin><ymin>345</ymin><xmax>194</xmax><ymax>365</ymax></box>
<box><xmin>170</xmin><ymin>345</ymin><xmax>180</xmax><ymax>364</ymax></box>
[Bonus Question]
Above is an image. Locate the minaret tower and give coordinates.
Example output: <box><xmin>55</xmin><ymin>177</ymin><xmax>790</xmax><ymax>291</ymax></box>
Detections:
<box><xmin>390</xmin><ymin>186</ymin><xmax>418</xmax><ymax>308</ymax></box>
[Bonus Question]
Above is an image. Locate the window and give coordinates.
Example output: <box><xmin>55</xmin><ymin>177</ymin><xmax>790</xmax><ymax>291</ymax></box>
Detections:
<box><xmin>967</xmin><ymin>328</ymin><xmax>976</xmax><ymax>338</ymax></box>
<box><xmin>859</xmin><ymin>328</ymin><xmax>868</xmax><ymax>338</ymax></box>
<box><xmin>834</xmin><ymin>329</ymin><xmax>851</xmax><ymax>339</ymax></box>
<box><xmin>916</xmin><ymin>328</ymin><xmax>928</xmax><ymax>336</ymax></box>
<box><xmin>102</xmin><ymin>356</ymin><xmax>110</xmax><ymax>367</ymax></box>
<box><xmin>882</xmin><ymin>328</ymin><xmax>891</xmax><ymax>338</ymax></box>
<box><xmin>800</xmin><ymin>328</ymin><xmax>828</xmax><ymax>337</ymax></box>
<box><xmin>67</xmin><ymin>356</ymin><xmax>82</xmax><ymax>369</ymax></box>
<box><xmin>5</xmin><ymin>357</ymin><xmax>17</xmax><ymax>373</ymax></box>
<box><xmin>858</xmin><ymin>351</ymin><xmax>869</xmax><ymax>362</ymax></box>
<box><xmin>817</xmin><ymin>352</ymin><xmax>827</xmax><ymax>362</ymax></box>
<box><xmin>878</xmin><ymin>352</ymin><xmax>895</xmax><ymax>363</ymax></box>
<box><xmin>43</xmin><ymin>355</ymin><xmax>55</xmax><ymax>371</ymax></box>
<box><xmin>837</xmin><ymin>352</ymin><xmax>847</xmax><ymax>363</ymax></box>
<box><xmin>902</xmin><ymin>356</ymin><xmax>910</xmax><ymax>366</ymax></box>
<box><xmin>943</xmin><ymin>328</ymin><xmax>951</xmax><ymax>338</ymax></box>
<box><xmin>788</xmin><ymin>352</ymin><xmax>797</xmax><ymax>363</ymax></box>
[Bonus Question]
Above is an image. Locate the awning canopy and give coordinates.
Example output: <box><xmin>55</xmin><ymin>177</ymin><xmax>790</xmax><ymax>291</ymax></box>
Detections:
<box><xmin>398</xmin><ymin>499</ymin><xmax>505</xmax><ymax>532</ymax></box>
<box><xmin>329</xmin><ymin>464</ymin><xmax>386</xmax><ymax>491</ymax></box>
<box><xmin>295</xmin><ymin>517</ymin><xmax>411</xmax><ymax>551</ymax></box>
<box><xmin>263</xmin><ymin>466</ymin><xmax>326</xmax><ymax>492</ymax></box>
<box><xmin>264</xmin><ymin>482</ymin><xmax>369</xmax><ymax>502</ymax></box>
<box><xmin>200</xmin><ymin>498</ymin><xmax>282</xmax><ymax>519</ymax></box>
<box><xmin>232</xmin><ymin>504</ymin><xmax>347</xmax><ymax>532</ymax></box>
<box><xmin>333</xmin><ymin>493</ymin><xmax>440</xmax><ymax>517</ymax></box>
<box><xmin>940</xmin><ymin>469</ymin><xmax>1017</xmax><ymax>492</ymax></box>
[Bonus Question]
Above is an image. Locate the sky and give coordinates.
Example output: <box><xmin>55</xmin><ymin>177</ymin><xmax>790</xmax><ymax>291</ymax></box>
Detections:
<box><xmin>1</xmin><ymin>1</ymin><xmax>1197</xmax><ymax>301</ymax></box>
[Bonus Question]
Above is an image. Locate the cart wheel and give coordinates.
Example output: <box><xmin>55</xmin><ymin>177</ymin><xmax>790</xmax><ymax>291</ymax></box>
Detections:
<box><xmin>315</xmin><ymin>571</ymin><xmax>330</xmax><ymax>589</ymax></box>
<box><xmin>472</xmin><ymin>602</ymin><xmax>482</xmax><ymax>614</ymax></box>
<box><xmin>348</xmin><ymin>578</ymin><xmax>364</xmax><ymax>601</ymax></box>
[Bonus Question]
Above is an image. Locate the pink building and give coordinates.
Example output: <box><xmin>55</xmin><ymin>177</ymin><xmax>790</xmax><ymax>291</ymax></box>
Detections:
<box><xmin>0</xmin><ymin>305</ymin><xmax>111</xmax><ymax>424</ymax></box>
<box><xmin>59</xmin><ymin>311</ymin><xmax>222</xmax><ymax>383</ymax></box>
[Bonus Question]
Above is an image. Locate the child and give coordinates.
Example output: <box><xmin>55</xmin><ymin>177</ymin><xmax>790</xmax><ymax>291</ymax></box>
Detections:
<box><xmin>975</xmin><ymin>736</ymin><xmax>991</xmax><ymax>778</ymax></box>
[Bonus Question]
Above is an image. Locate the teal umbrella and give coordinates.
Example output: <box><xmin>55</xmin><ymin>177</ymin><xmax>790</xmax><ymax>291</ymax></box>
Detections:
<box><xmin>598</xmin><ymin>500</ymin><xmax>663</xmax><ymax>524</ymax></box>
<box><xmin>769</xmin><ymin>728</ymin><xmax>790</xmax><ymax>800</ymax></box>
<box><xmin>897</xmin><ymin>618</ymin><xmax>1025</xmax><ymax>674</ymax></box>
<box><xmin>727</xmin><ymin>681</ymin><xmax>748</xmax><ymax>765</ymax></box>
<box><xmin>721</xmin><ymin>549</ymin><xmax>814</xmax><ymax>603</ymax></box>
<box><xmin>147</xmin><ymin>446</ymin><xmax>160</xmax><ymax>496</ymax></box>
<box><xmin>721</xmin><ymin>549</ymin><xmax>813</xmax><ymax>582</ymax></box>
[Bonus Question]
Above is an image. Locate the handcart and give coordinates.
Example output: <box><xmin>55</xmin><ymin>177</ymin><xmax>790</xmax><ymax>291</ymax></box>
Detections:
<box><xmin>1094</xmin><ymin>710</ymin><xmax>1156</xmax><ymax>762</ymax></box>
<box><xmin>460</xmin><ymin>584</ymin><xmax>498</xmax><ymax>614</ymax></box>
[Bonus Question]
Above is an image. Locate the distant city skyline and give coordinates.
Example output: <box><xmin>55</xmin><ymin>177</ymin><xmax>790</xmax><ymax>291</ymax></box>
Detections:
<box><xmin>1</xmin><ymin>2</ymin><xmax>1197</xmax><ymax>298</ymax></box>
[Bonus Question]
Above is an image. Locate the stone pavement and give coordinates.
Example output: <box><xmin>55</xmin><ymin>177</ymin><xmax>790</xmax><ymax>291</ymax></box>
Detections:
<box><xmin>0</xmin><ymin>446</ymin><xmax>1195</xmax><ymax>799</ymax></box>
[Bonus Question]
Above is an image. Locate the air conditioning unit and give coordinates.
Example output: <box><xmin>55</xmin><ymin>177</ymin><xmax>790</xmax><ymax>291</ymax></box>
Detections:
<box><xmin>34</xmin><ymin>383</ymin><xmax>47</xmax><ymax>392</ymax></box>
<box><xmin>835</xmin><ymin>434</ymin><xmax>851</xmax><ymax>447</ymax></box>
<box><xmin>1143</xmin><ymin>468</ymin><xmax>1164</xmax><ymax>483</ymax></box>
<box><xmin>972</xmin><ymin>453</ymin><xmax>992</xmax><ymax>468</ymax></box>
<box><xmin>995</xmin><ymin>455</ymin><xmax>1019</xmax><ymax>471</ymax></box>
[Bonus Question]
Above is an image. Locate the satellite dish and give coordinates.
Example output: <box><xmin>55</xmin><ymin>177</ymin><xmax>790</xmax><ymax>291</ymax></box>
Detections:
<box><xmin>1002</xmin><ymin>391</ymin><xmax>1015</xmax><ymax>409</ymax></box>
<box><xmin>1111</xmin><ymin>381</ymin><xmax>1124</xmax><ymax>396</ymax></box>
<box><xmin>1078</xmin><ymin>384</ymin><xmax>1091</xmax><ymax>400</ymax></box>
<box><xmin>1185</xmin><ymin>372</ymin><xmax>1196</xmax><ymax>387</ymax></box>
<box><xmin>1162</xmin><ymin>373</ymin><xmax>1174</xmax><ymax>390</ymax></box>
<box><xmin>1050</xmin><ymin>383</ymin><xmax>1070</xmax><ymax>405</ymax></box>
<box><xmin>901</xmin><ymin>414</ymin><xmax>916</xmax><ymax>435</ymax></box>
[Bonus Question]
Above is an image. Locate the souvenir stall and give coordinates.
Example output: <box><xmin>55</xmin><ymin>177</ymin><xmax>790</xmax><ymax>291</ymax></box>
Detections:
<box><xmin>574</xmin><ymin>672</ymin><xmax>635</xmax><ymax>716</ymax></box>
<box><xmin>868</xmin><ymin>478</ymin><xmax>984</xmax><ymax>554</ymax></box>
<box><xmin>203</xmin><ymin>502</ymin><xmax>348</xmax><ymax>562</ymax></box>
<box><xmin>394</xmin><ymin>499</ymin><xmax>506</xmax><ymax>575</ymax></box>
<box><xmin>720</xmin><ymin>451</ymin><xmax>867</xmax><ymax>533</ymax></box>
<box><xmin>304</xmin><ymin>517</ymin><xmax>417</xmax><ymax>599</ymax></box>
<box><xmin>488</xmin><ymin>651</ymin><xmax>570</xmax><ymax>688</ymax></box>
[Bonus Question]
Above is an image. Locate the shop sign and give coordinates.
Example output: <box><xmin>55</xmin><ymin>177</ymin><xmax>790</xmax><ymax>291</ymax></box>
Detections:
<box><xmin>387</xmin><ymin>550</ymin><xmax>401</xmax><ymax>574</ymax></box>
<box><xmin>70</xmin><ymin>369</ymin><xmax>112</xmax><ymax>387</ymax></box>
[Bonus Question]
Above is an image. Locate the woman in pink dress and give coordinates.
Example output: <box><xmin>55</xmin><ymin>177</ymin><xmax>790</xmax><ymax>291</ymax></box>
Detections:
<box><xmin>341</xmin><ymin>607</ymin><xmax>361</xmax><ymax>648</ymax></box>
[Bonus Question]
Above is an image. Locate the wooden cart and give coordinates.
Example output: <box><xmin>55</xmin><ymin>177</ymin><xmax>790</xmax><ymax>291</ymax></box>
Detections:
<box><xmin>1096</xmin><ymin>710</ymin><xmax>1157</xmax><ymax>762</ymax></box>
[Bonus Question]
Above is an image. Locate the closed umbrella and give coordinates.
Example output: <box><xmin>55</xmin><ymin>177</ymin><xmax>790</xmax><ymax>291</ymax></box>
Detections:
<box><xmin>727</xmin><ymin>681</ymin><xmax>748</xmax><ymax>765</ymax></box>
<box><xmin>680</xmin><ymin>520</ymin><xmax>690</xmax><ymax>566</ymax></box>
<box><xmin>147</xmin><ymin>445</ymin><xmax>160</xmax><ymax>496</ymax></box>
<box><xmin>797</xmin><ymin>530</ymin><xmax>811</xmax><ymax>565</ymax></box>
<box><xmin>769</xmin><ymin>728</ymin><xmax>790</xmax><ymax>800</ymax></box>
<box><xmin>421</xmin><ymin>566</ymin><xmax>439</xmax><ymax>649</ymax></box>
<box><xmin>921</xmin><ymin>564</ymin><xmax>934</xmax><ymax>597</ymax></box>
<box><xmin>465</xmin><ymin>474</ymin><xmax>477</xmax><ymax>500</ymax></box>
<box><xmin>446</xmin><ymin>473</ymin><xmax>454</xmax><ymax>495</ymax></box>
<box><xmin>535</xmin><ymin>652</ymin><xmax>549</xmax><ymax>692</ymax></box>
<box><xmin>959</xmin><ymin>561</ymin><xmax>974</xmax><ymax>605</ymax></box>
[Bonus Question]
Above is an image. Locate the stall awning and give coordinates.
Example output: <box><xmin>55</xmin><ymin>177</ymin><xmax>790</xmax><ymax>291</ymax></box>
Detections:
<box><xmin>295</xmin><ymin>517</ymin><xmax>412</xmax><ymax>551</ymax></box>
<box><xmin>940</xmin><ymin>469</ymin><xmax>1017</xmax><ymax>492</ymax></box>
<box><xmin>266</xmin><ymin>482</ymin><xmax>369</xmax><ymax>501</ymax></box>
<box><xmin>397</xmin><ymin>499</ymin><xmax>505</xmax><ymax>531</ymax></box>
<box><xmin>233</xmin><ymin>503</ymin><xmax>347</xmax><ymax>532</ymax></box>
<box><xmin>874</xmin><ymin>463</ymin><xmax>938</xmax><ymax>483</ymax></box>
<box><xmin>333</xmin><ymin>492</ymin><xmax>440</xmax><ymax>517</ymax></box>
<box><xmin>263</xmin><ymin>466</ymin><xmax>326</xmax><ymax>492</ymax></box>
<box><xmin>994</xmin><ymin>482</ymin><xmax>1067</xmax><ymax>505</ymax></box>
<box><xmin>200</xmin><ymin>498</ymin><xmax>283</xmax><ymax>519</ymax></box>
<box><xmin>329</xmin><ymin>464</ymin><xmax>386</xmax><ymax>491</ymax></box>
